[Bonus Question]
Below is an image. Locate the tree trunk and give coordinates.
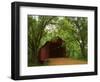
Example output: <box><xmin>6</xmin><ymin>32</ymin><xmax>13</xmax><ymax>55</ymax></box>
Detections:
<box><xmin>80</xmin><ymin>43</ymin><xmax>87</xmax><ymax>59</ymax></box>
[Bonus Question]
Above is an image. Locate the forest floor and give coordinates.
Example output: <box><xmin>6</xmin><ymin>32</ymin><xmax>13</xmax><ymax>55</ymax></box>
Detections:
<box><xmin>47</xmin><ymin>58</ymin><xmax>87</xmax><ymax>65</ymax></box>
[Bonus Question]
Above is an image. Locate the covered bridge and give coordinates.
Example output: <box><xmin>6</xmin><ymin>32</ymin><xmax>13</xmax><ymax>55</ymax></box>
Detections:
<box><xmin>38</xmin><ymin>37</ymin><xmax>67</xmax><ymax>64</ymax></box>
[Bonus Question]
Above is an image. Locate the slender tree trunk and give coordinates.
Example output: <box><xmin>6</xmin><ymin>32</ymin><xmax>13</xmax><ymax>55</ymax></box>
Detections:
<box><xmin>80</xmin><ymin>43</ymin><xmax>87</xmax><ymax>59</ymax></box>
<box><xmin>33</xmin><ymin>46</ymin><xmax>40</xmax><ymax>65</ymax></box>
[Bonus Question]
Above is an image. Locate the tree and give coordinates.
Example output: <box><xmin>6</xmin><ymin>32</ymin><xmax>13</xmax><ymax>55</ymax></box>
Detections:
<box><xmin>53</xmin><ymin>17</ymin><xmax>88</xmax><ymax>59</ymax></box>
<box><xmin>66</xmin><ymin>17</ymin><xmax>88</xmax><ymax>59</ymax></box>
<box><xmin>28</xmin><ymin>16</ymin><xmax>55</xmax><ymax>65</ymax></box>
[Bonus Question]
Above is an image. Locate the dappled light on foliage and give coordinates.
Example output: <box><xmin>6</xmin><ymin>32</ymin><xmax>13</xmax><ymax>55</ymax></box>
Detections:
<box><xmin>28</xmin><ymin>15</ymin><xmax>88</xmax><ymax>66</ymax></box>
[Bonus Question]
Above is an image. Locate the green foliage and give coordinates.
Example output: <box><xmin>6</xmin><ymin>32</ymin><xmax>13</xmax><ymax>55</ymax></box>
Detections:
<box><xmin>28</xmin><ymin>15</ymin><xmax>88</xmax><ymax>66</ymax></box>
<box><xmin>28</xmin><ymin>16</ymin><xmax>56</xmax><ymax>66</ymax></box>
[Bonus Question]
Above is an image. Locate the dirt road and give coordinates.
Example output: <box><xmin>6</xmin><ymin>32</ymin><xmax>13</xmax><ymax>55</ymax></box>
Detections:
<box><xmin>48</xmin><ymin>58</ymin><xmax>87</xmax><ymax>65</ymax></box>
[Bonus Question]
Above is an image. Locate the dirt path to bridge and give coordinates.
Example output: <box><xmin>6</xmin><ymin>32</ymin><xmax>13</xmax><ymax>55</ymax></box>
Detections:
<box><xmin>48</xmin><ymin>58</ymin><xmax>87</xmax><ymax>65</ymax></box>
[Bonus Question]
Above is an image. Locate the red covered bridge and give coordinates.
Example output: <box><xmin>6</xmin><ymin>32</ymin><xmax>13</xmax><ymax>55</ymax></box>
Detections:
<box><xmin>38</xmin><ymin>37</ymin><xmax>67</xmax><ymax>64</ymax></box>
